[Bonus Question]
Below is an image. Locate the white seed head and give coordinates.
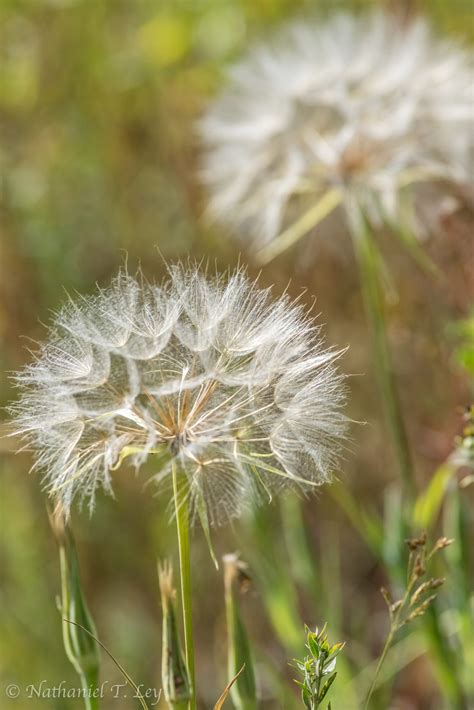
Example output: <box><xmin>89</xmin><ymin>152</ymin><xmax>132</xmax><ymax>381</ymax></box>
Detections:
<box><xmin>199</xmin><ymin>12</ymin><xmax>473</xmax><ymax>248</ymax></box>
<box><xmin>11</xmin><ymin>263</ymin><xmax>348</xmax><ymax>524</ymax></box>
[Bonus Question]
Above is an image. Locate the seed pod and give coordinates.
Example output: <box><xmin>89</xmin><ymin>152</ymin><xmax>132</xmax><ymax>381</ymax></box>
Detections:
<box><xmin>223</xmin><ymin>554</ymin><xmax>257</xmax><ymax>710</ymax></box>
<box><xmin>51</xmin><ymin>507</ymin><xmax>100</xmax><ymax>703</ymax></box>
<box><xmin>159</xmin><ymin>561</ymin><xmax>191</xmax><ymax>709</ymax></box>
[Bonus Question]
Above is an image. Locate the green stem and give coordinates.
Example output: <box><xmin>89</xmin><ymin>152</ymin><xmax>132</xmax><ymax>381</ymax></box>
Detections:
<box><xmin>347</xmin><ymin>199</ymin><xmax>416</xmax><ymax>502</ymax></box>
<box><xmin>256</xmin><ymin>187</ymin><xmax>342</xmax><ymax>264</ymax></box>
<box><xmin>365</xmin><ymin>572</ymin><xmax>413</xmax><ymax>710</ymax></box>
<box><xmin>172</xmin><ymin>464</ymin><xmax>196</xmax><ymax>710</ymax></box>
<box><xmin>223</xmin><ymin>557</ymin><xmax>257</xmax><ymax>710</ymax></box>
<box><xmin>364</xmin><ymin>628</ymin><xmax>395</xmax><ymax>710</ymax></box>
<box><xmin>58</xmin><ymin>531</ymin><xmax>101</xmax><ymax>710</ymax></box>
<box><xmin>244</xmin><ymin>505</ymin><xmax>301</xmax><ymax>654</ymax></box>
<box><xmin>79</xmin><ymin>670</ymin><xmax>100</xmax><ymax>710</ymax></box>
<box><xmin>65</xmin><ymin>619</ymin><xmax>150</xmax><ymax>710</ymax></box>
<box><xmin>280</xmin><ymin>494</ymin><xmax>319</xmax><ymax>589</ymax></box>
<box><xmin>365</xmin><ymin>550</ymin><xmax>424</xmax><ymax>709</ymax></box>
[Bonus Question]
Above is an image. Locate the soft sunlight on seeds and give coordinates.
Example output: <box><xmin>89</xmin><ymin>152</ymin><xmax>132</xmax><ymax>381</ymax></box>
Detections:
<box><xmin>199</xmin><ymin>12</ymin><xmax>473</xmax><ymax>253</ymax></box>
<box><xmin>11</xmin><ymin>262</ymin><xmax>348</xmax><ymax>524</ymax></box>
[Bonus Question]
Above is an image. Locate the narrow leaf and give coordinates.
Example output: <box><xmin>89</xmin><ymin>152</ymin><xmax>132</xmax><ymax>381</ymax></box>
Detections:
<box><xmin>256</xmin><ymin>188</ymin><xmax>342</xmax><ymax>264</ymax></box>
<box><xmin>214</xmin><ymin>666</ymin><xmax>245</xmax><ymax>710</ymax></box>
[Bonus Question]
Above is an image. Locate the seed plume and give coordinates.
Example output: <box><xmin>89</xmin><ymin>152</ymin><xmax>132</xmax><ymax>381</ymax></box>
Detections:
<box><xmin>11</xmin><ymin>263</ymin><xmax>348</xmax><ymax>524</ymax></box>
<box><xmin>199</xmin><ymin>12</ymin><xmax>473</xmax><ymax>251</ymax></box>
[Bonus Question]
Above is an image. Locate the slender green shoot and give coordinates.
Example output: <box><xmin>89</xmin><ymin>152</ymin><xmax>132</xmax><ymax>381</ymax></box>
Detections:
<box><xmin>172</xmin><ymin>463</ymin><xmax>196</xmax><ymax>710</ymax></box>
<box><xmin>49</xmin><ymin>509</ymin><xmax>100</xmax><ymax>710</ymax></box>
<box><xmin>223</xmin><ymin>554</ymin><xmax>257</xmax><ymax>710</ymax></box>
<box><xmin>347</xmin><ymin>198</ymin><xmax>416</xmax><ymax>502</ymax></box>
<box><xmin>64</xmin><ymin>620</ymin><xmax>150</xmax><ymax>710</ymax></box>
<box><xmin>158</xmin><ymin>560</ymin><xmax>192</xmax><ymax>710</ymax></box>
<box><xmin>256</xmin><ymin>188</ymin><xmax>342</xmax><ymax>264</ymax></box>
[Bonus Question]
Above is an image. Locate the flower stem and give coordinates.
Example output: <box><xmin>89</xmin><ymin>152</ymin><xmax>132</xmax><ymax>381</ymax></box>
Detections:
<box><xmin>348</xmin><ymin>199</ymin><xmax>416</xmax><ymax>502</ymax></box>
<box><xmin>364</xmin><ymin>581</ymin><xmax>411</xmax><ymax>709</ymax></box>
<box><xmin>79</xmin><ymin>670</ymin><xmax>100</xmax><ymax>710</ymax></box>
<box><xmin>256</xmin><ymin>187</ymin><xmax>342</xmax><ymax>264</ymax></box>
<box><xmin>364</xmin><ymin>627</ymin><xmax>395</xmax><ymax>710</ymax></box>
<box><xmin>172</xmin><ymin>464</ymin><xmax>196</xmax><ymax>710</ymax></box>
<box><xmin>57</xmin><ymin>524</ymin><xmax>101</xmax><ymax>710</ymax></box>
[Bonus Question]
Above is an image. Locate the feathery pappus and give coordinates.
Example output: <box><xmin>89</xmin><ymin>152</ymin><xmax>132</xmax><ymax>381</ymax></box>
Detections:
<box><xmin>11</xmin><ymin>263</ymin><xmax>348</xmax><ymax>524</ymax></box>
<box><xmin>199</xmin><ymin>12</ymin><xmax>473</xmax><ymax>256</ymax></box>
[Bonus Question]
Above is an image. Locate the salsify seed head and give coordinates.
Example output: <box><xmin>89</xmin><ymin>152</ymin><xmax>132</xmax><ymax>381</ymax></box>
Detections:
<box><xmin>11</xmin><ymin>263</ymin><xmax>348</xmax><ymax>524</ymax></box>
<box><xmin>199</xmin><ymin>11</ymin><xmax>473</xmax><ymax>250</ymax></box>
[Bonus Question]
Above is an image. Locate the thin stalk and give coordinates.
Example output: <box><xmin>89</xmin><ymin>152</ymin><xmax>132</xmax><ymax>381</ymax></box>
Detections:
<box><xmin>223</xmin><ymin>555</ymin><xmax>257</xmax><ymax>710</ymax></box>
<box><xmin>57</xmin><ymin>525</ymin><xmax>101</xmax><ymax>710</ymax></box>
<box><xmin>364</xmin><ymin>626</ymin><xmax>396</xmax><ymax>710</ymax></box>
<box><xmin>172</xmin><ymin>463</ymin><xmax>196</xmax><ymax>710</ymax></box>
<box><xmin>280</xmin><ymin>493</ymin><xmax>319</xmax><ymax>592</ymax></box>
<box><xmin>59</xmin><ymin>546</ymin><xmax>100</xmax><ymax>710</ymax></box>
<box><xmin>424</xmin><ymin>605</ymin><xmax>468</xmax><ymax>710</ymax></box>
<box><xmin>78</xmin><ymin>667</ymin><xmax>100</xmax><ymax>710</ymax></box>
<box><xmin>347</xmin><ymin>199</ymin><xmax>416</xmax><ymax>502</ymax></box>
<box><xmin>64</xmin><ymin>620</ymin><xmax>150</xmax><ymax>710</ymax></box>
<box><xmin>365</xmin><ymin>536</ymin><xmax>453</xmax><ymax>708</ymax></box>
<box><xmin>364</xmin><ymin>563</ymin><xmax>414</xmax><ymax>709</ymax></box>
<box><xmin>243</xmin><ymin>505</ymin><xmax>302</xmax><ymax>654</ymax></box>
<box><xmin>256</xmin><ymin>187</ymin><xmax>342</xmax><ymax>264</ymax></box>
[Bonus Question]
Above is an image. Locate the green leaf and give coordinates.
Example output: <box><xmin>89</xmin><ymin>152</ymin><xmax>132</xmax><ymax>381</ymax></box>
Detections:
<box><xmin>347</xmin><ymin>197</ymin><xmax>416</xmax><ymax>500</ymax></box>
<box><xmin>213</xmin><ymin>666</ymin><xmax>246</xmax><ymax>710</ymax></box>
<box><xmin>319</xmin><ymin>672</ymin><xmax>337</xmax><ymax>702</ymax></box>
<box><xmin>413</xmin><ymin>463</ymin><xmax>456</xmax><ymax>530</ymax></box>
<box><xmin>382</xmin><ymin>484</ymin><xmax>408</xmax><ymax>584</ymax></box>
<box><xmin>195</xmin><ymin>486</ymin><xmax>219</xmax><ymax>570</ymax></box>
<box><xmin>64</xmin><ymin>620</ymin><xmax>149</xmax><ymax>710</ymax></box>
<box><xmin>380</xmin><ymin>185</ymin><xmax>440</xmax><ymax>277</ymax></box>
<box><xmin>307</xmin><ymin>634</ymin><xmax>320</xmax><ymax>659</ymax></box>
<box><xmin>59</xmin><ymin>528</ymin><xmax>101</xmax><ymax>690</ymax></box>
<box><xmin>302</xmin><ymin>686</ymin><xmax>312</xmax><ymax>709</ymax></box>
<box><xmin>328</xmin><ymin>483</ymin><xmax>383</xmax><ymax>555</ymax></box>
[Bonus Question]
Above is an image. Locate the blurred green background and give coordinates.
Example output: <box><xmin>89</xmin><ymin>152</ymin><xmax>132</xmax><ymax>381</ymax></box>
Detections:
<box><xmin>1</xmin><ymin>0</ymin><xmax>473</xmax><ymax>708</ymax></box>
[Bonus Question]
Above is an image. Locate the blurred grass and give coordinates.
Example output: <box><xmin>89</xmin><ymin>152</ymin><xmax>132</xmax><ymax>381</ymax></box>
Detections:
<box><xmin>1</xmin><ymin>0</ymin><xmax>473</xmax><ymax>708</ymax></box>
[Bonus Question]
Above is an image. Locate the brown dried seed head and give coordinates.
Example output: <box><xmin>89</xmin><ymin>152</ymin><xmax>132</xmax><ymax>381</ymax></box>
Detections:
<box><xmin>410</xmin><ymin>578</ymin><xmax>445</xmax><ymax>607</ymax></box>
<box><xmin>434</xmin><ymin>537</ymin><xmax>454</xmax><ymax>552</ymax></box>
<box><xmin>414</xmin><ymin>554</ymin><xmax>426</xmax><ymax>578</ymax></box>
<box><xmin>223</xmin><ymin>553</ymin><xmax>252</xmax><ymax>594</ymax></box>
<box><xmin>411</xmin><ymin>581</ymin><xmax>431</xmax><ymax>606</ymax></box>
<box><xmin>417</xmin><ymin>593</ymin><xmax>438</xmax><ymax>613</ymax></box>
<box><xmin>48</xmin><ymin>501</ymin><xmax>67</xmax><ymax>543</ymax></box>
<box><xmin>406</xmin><ymin>531</ymin><xmax>427</xmax><ymax>551</ymax></box>
<box><xmin>404</xmin><ymin>594</ymin><xmax>438</xmax><ymax>625</ymax></box>
<box><xmin>158</xmin><ymin>559</ymin><xmax>176</xmax><ymax>610</ymax></box>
